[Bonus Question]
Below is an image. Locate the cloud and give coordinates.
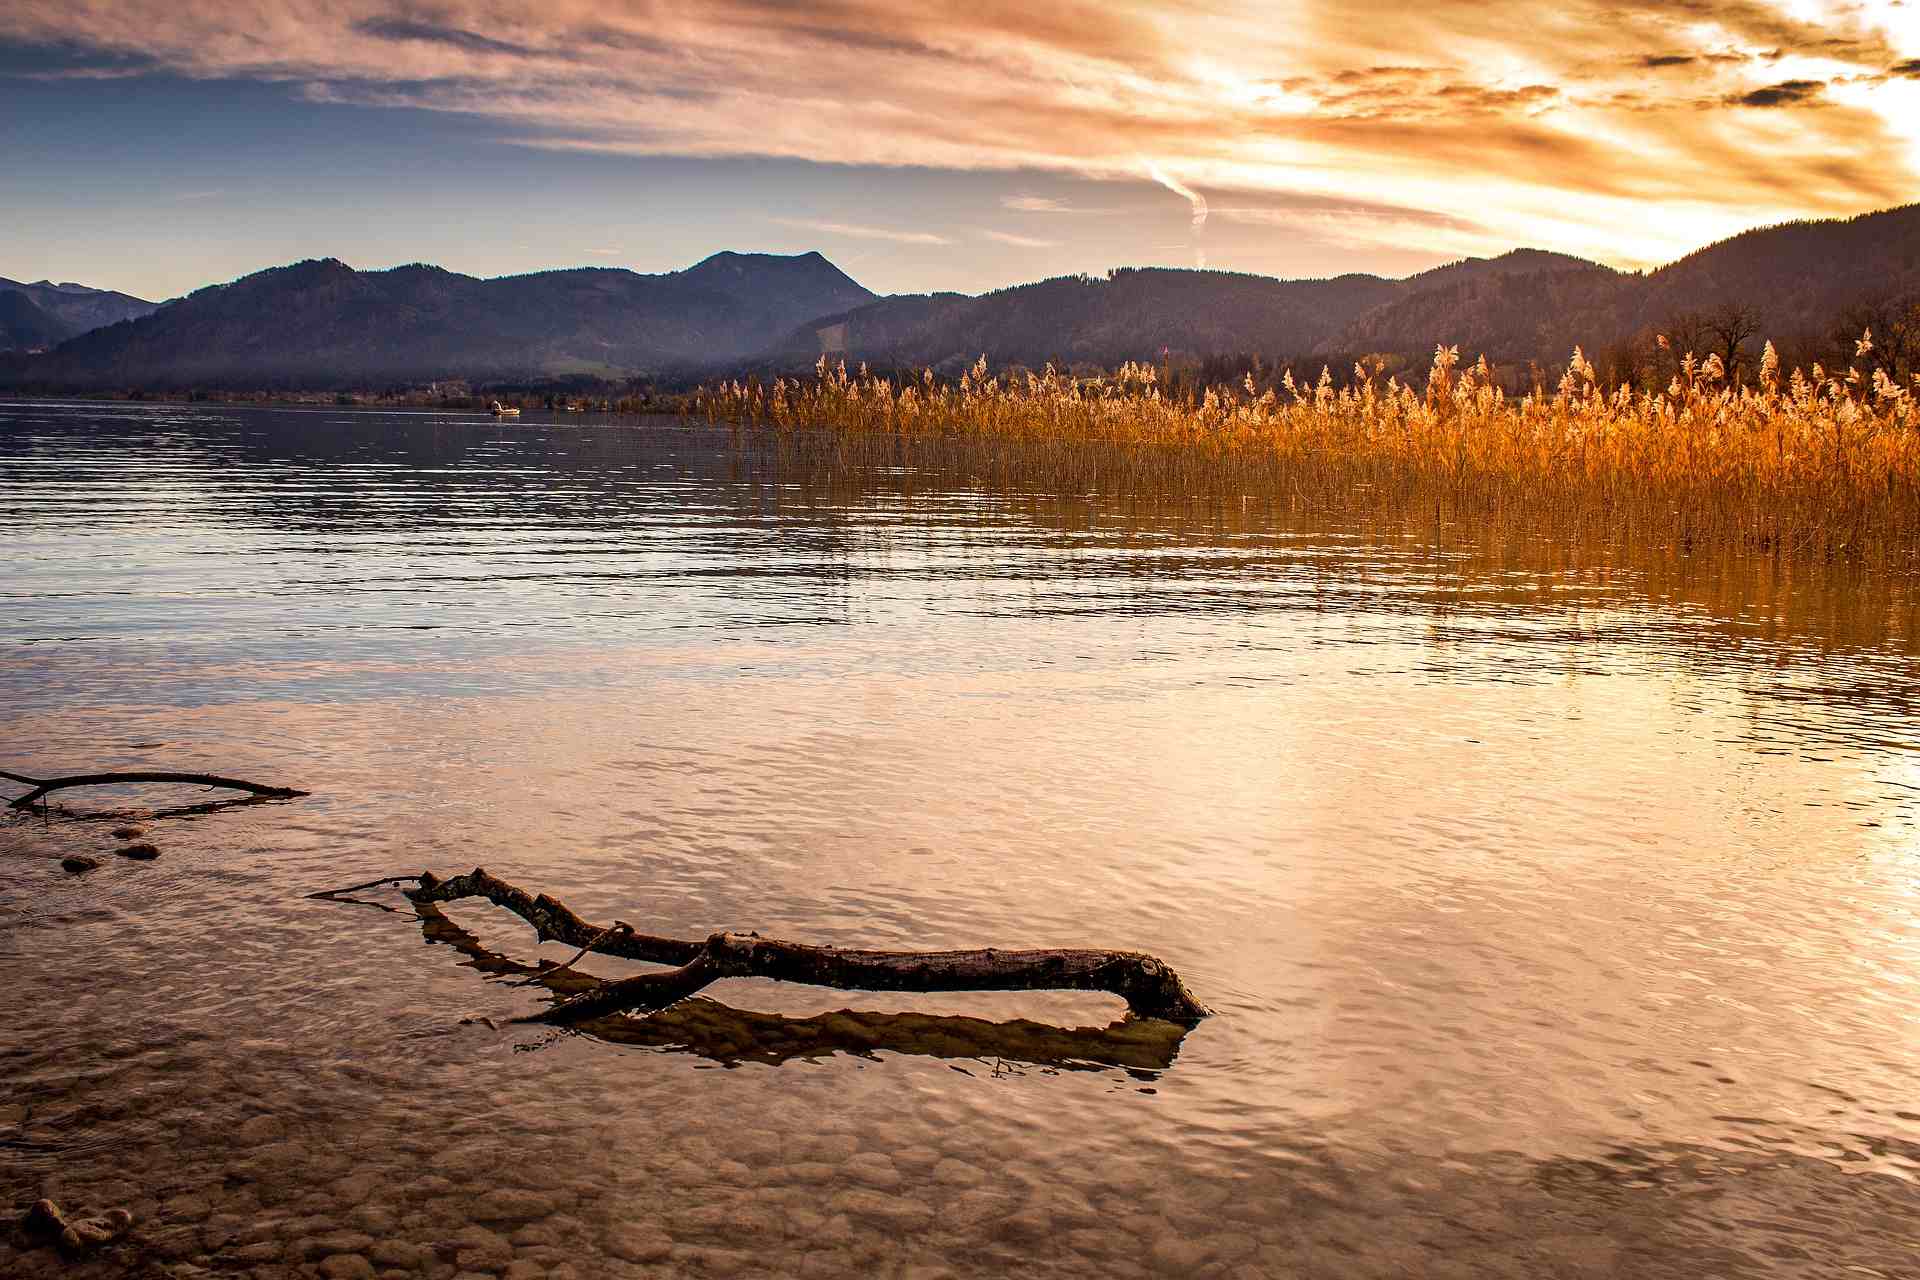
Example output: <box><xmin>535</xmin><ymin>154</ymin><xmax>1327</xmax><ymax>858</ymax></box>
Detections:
<box><xmin>0</xmin><ymin>36</ymin><xmax>156</xmax><ymax>78</ymax></box>
<box><xmin>353</xmin><ymin>17</ymin><xmax>535</xmax><ymax>58</ymax></box>
<box><xmin>1002</xmin><ymin>194</ymin><xmax>1073</xmax><ymax>213</ymax></box>
<box><xmin>773</xmin><ymin>217</ymin><xmax>952</xmax><ymax>245</ymax></box>
<box><xmin>1211</xmin><ymin>193</ymin><xmax>1492</xmax><ymax>256</ymax></box>
<box><xmin>1735</xmin><ymin>79</ymin><xmax>1827</xmax><ymax>107</ymax></box>
<box><xmin>1213</xmin><ymin>199</ymin><xmax>1481</xmax><ymax>233</ymax></box>
<box><xmin>980</xmin><ymin>229</ymin><xmax>1057</xmax><ymax>248</ymax></box>
<box><xmin>584</xmin><ymin>246</ymin><xmax>623</xmax><ymax>256</ymax></box>
<box><xmin>1</xmin><ymin>0</ymin><xmax>1916</xmax><ymax>269</ymax></box>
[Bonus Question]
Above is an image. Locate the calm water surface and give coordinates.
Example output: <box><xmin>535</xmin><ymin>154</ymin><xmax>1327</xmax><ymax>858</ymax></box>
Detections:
<box><xmin>3</xmin><ymin>401</ymin><xmax>1919</xmax><ymax>1278</ymax></box>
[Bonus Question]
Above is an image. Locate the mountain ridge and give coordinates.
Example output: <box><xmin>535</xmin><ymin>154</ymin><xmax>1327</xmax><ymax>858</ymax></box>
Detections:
<box><xmin>0</xmin><ymin>275</ymin><xmax>157</xmax><ymax>348</ymax></box>
<box><xmin>771</xmin><ymin>247</ymin><xmax>1612</xmax><ymax>372</ymax></box>
<box><xmin>8</xmin><ymin>202</ymin><xmax>1919</xmax><ymax>389</ymax></box>
<box><xmin>11</xmin><ymin>252</ymin><xmax>874</xmax><ymax>387</ymax></box>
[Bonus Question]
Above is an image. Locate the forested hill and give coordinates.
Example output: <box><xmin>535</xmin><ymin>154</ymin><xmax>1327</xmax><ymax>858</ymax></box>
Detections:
<box><xmin>775</xmin><ymin>250</ymin><xmax>1594</xmax><ymax>374</ymax></box>
<box><xmin>1324</xmin><ymin>204</ymin><xmax>1920</xmax><ymax>368</ymax></box>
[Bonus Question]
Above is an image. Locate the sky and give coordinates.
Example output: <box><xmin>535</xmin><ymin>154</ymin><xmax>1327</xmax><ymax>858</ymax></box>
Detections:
<box><xmin>2</xmin><ymin>0</ymin><xmax>1918</xmax><ymax>303</ymax></box>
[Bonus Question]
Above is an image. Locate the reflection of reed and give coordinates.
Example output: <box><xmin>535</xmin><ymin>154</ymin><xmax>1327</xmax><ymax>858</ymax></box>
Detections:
<box><xmin>740</xmin><ymin>427</ymin><xmax>1920</xmax><ymax>655</ymax></box>
<box><xmin>415</xmin><ymin>904</ymin><xmax>1189</xmax><ymax>1074</ymax></box>
<box><xmin>27</xmin><ymin>410</ymin><xmax>1908</xmax><ymax>652</ymax></box>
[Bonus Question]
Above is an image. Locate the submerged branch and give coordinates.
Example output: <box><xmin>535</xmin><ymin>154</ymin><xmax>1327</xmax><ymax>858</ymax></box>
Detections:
<box><xmin>419</xmin><ymin>902</ymin><xmax>1190</xmax><ymax>1071</ymax></box>
<box><xmin>1</xmin><ymin>768</ymin><xmax>309</xmax><ymax>811</ymax></box>
<box><xmin>403</xmin><ymin>866</ymin><xmax>1210</xmax><ymax>1028</ymax></box>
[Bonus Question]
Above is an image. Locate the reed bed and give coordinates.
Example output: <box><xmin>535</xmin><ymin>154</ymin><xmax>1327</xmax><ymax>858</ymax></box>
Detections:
<box><xmin>697</xmin><ymin>341</ymin><xmax>1920</xmax><ymax>571</ymax></box>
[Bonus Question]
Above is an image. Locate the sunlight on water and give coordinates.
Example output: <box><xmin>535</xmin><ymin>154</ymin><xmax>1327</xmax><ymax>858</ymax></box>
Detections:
<box><xmin>3</xmin><ymin>401</ymin><xmax>1919</xmax><ymax>1278</ymax></box>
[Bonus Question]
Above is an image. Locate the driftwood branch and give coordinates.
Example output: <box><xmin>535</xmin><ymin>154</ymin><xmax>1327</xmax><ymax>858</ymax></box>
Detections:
<box><xmin>1</xmin><ymin>769</ymin><xmax>309</xmax><ymax>811</ymax></box>
<box><xmin>417</xmin><ymin>902</ymin><xmax>1191</xmax><ymax>1071</ymax></box>
<box><xmin>403</xmin><ymin>867</ymin><xmax>1210</xmax><ymax>1027</ymax></box>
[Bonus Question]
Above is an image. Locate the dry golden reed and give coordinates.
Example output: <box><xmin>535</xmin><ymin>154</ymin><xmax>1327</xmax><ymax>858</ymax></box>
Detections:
<box><xmin>697</xmin><ymin>337</ymin><xmax>1920</xmax><ymax>571</ymax></box>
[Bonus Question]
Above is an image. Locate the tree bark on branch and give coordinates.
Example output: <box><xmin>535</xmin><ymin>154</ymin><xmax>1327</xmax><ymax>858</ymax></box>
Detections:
<box><xmin>1</xmin><ymin>769</ymin><xmax>309</xmax><ymax>810</ymax></box>
<box><xmin>397</xmin><ymin>866</ymin><xmax>1210</xmax><ymax>1027</ymax></box>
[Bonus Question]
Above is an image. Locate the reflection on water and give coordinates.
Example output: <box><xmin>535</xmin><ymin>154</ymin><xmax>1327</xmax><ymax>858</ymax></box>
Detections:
<box><xmin>411</xmin><ymin>898</ymin><xmax>1190</xmax><ymax>1073</ymax></box>
<box><xmin>3</xmin><ymin>400</ymin><xmax>1919</xmax><ymax>1277</ymax></box>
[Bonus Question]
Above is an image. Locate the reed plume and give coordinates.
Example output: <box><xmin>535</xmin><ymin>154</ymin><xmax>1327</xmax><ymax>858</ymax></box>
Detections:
<box><xmin>696</xmin><ymin>340</ymin><xmax>1920</xmax><ymax>568</ymax></box>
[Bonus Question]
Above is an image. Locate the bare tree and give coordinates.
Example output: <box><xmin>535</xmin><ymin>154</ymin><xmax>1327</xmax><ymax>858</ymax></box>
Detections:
<box><xmin>1599</xmin><ymin>328</ymin><xmax>1664</xmax><ymax>391</ymax></box>
<box><xmin>1663</xmin><ymin>309</ymin><xmax>1711</xmax><ymax>356</ymax></box>
<box><xmin>1831</xmin><ymin>293</ymin><xmax>1920</xmax><ymax>381</ymax></box>
<box><xmin>1892</xmin><ymin>297</ymin><xmax>1920</xmax><ymax>381</ymax></box>
<box><xmin>1706</xmin><ymin>301</ymin><xmax>1763</xmax><ymax>385</ymax></box>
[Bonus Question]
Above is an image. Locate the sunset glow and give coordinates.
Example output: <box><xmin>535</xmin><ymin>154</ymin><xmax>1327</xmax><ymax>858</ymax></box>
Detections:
<box><xmin>4</xmin><ymin>0</ymin><xmax>1918</xmax><ymax>295</ymax></box>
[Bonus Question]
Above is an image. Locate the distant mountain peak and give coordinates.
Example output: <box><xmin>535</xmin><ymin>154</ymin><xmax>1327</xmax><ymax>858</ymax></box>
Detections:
<box><xmin>12</xmin><ymin>278</ymin><xmax>112</xmax><ymax>294</ymax></box>
<box><xmin>680</xmin><ymin>248</ymin><xmax>874</xmax><ymax>305</ymax></box>
<box><xmin>1494</xmin><ymin>248</ymin><xmax>1589</xmax><ymax>264</ymax></box>
<box><xmin>688</xmin><ymin>247</ymin><xmax>849</xmax><ymax>270</ymax></box>
<box><xmin>0</xmin><ymin>275</ymin><xmax>157</xmax><ymax>348</ymax></box>
<box><xmin>1403</xmin><ymin>247</ymin><xmax>1605</xmax><ymax>287</ymax></box>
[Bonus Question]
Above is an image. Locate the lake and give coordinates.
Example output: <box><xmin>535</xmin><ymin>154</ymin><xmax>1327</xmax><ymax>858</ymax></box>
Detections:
<box><xmin>3</xmin><ymin>400</ymin><xmax>1918</xmax><ymax>1279</ymax></box>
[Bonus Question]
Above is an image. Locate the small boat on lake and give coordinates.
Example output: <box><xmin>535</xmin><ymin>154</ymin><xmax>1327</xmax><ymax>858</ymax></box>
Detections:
<box><xmin>490</xmin><ymin>401</ymin><xmax>521</xmax><ymax>417</ymax></box>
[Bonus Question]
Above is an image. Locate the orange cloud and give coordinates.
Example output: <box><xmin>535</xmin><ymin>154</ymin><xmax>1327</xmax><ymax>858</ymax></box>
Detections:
<box><xmin>771</xmin><ymin>218</ymin><xmax>953</xmax><ymax>245</ymax></box>
<box><xmin>980</xmin><ymin>229</ymin><xmax>1058</xmax><ymax>248</ymax></box>
<box><xmin>4</xmin><ymin>0</ymin><xmax>1917</xmax><ymax>267</ymax></box>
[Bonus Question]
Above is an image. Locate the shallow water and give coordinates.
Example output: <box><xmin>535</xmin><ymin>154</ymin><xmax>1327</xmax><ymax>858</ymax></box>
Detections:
<box><xmin>3</xmin><ymin>400</ymin><xmax>1918</xmax><ymax>1279</ymax></box>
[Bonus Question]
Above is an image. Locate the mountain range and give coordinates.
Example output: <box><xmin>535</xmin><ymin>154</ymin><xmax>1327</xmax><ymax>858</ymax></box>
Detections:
<box><xmin>1</xmin><ymin>252</ymin><xmax>871</xmax><ymax>387</ymax></box>
<box><xmin>5</xmin><ymin>202</ymin><xmax>1918</xmax><ymax>390</ymax></box>
<box><xmin>0</xmin><ymin>276</ymin><xmax>157</xmax><ymax>353</ymax></box>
